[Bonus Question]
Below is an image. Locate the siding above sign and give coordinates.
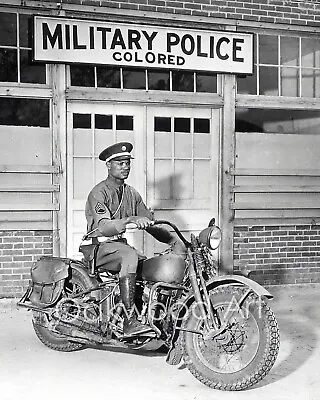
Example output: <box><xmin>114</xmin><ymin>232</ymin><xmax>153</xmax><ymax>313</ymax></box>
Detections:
<box><xmin>33</xmin><ymin>16</ymin><xmax>254</xmax><ymax>74</ymax></box>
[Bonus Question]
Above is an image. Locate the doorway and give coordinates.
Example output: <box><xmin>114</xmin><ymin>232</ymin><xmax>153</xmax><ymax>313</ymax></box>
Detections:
<box><xmin>66</xmin><ymin>103</ymin><xmax>220</xmax><ymax>258</ymax></box>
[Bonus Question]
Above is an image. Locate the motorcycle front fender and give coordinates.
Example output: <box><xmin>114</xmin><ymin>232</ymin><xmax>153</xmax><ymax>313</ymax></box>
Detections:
<box><xmin>166</xmin><ymin>274</ymin><xmax>273</xmax><ymax>365</ymax></box>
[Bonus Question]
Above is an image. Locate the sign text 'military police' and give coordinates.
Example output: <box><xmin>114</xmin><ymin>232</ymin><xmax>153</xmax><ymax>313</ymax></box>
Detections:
<box><xmin>34</xmin><ymin>16</ymin><xmax>254</xmax><ymax>74</ymax></box>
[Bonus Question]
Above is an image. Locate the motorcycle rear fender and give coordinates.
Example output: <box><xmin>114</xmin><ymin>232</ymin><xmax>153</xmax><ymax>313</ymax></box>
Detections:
<box><xmin>166</xmin><ymin>274</ymin><xmax>273</xmax><ymax>365</ymax></box>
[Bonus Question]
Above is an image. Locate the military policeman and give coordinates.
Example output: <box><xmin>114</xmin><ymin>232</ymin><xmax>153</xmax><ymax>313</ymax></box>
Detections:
<box><xmin>85</xmin><ymin>142</ymin><xmax>184</xmax><ymax>336</ymax></box>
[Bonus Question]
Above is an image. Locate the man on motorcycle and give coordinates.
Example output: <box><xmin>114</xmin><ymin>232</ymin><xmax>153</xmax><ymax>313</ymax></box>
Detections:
<box><xmin>85</xmin><ymin>142</ymin><xmax>185</xmax><ymax>337</ymax></box>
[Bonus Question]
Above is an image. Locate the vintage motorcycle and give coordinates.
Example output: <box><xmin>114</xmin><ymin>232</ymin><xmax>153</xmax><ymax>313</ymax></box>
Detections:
<box><xmin>18</xmin><ymin>219</ymin><xmax>280</xmax><ymax>391</ymax></box>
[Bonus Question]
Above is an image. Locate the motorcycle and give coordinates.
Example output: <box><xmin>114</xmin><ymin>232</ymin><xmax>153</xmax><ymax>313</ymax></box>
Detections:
<box><xmin>18</xmin><ymin>219</ymin><xmax>280</xmax><ymax>391</ymax></box>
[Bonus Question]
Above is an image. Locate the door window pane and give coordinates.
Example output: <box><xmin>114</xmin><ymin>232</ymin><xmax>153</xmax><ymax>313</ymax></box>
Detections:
<box><xmin>73</xmin><ymin>113</ymin><xmax>91</xmax><ymax>129</ymax></box>
<box><xmin>154</xmin><ymin>117</ymin><xmax>171</xmax><ymax>132</ymax></box>
<box><xmin>73</xmin><ymin>158</ymin><xmax>92</xmax><ymax>199</ymax></box>
<box><xmin>97</xmin><ymin>66</ymin><xmax>121</xmax><ymax>88</ymax></box>
<box><xmin>116</xmin><ymin>115</ymin><xmax>133</xmax><ymax>130</ymax></box>
<box><xmin>174</xmin><ymin>117</ymin><xmax>190</xmax><ymax>133</ymax></box>
<box><xmin>95</xmin><ymin>114</ymin><xmax>112</xmax><ymax>130</ymax></box>
<box><xmin>194</xmin><ymin>118</ymin><xmax>210</xmax><ymax>133</ymax></box>
<box><xmin>175</xmin><ymin>132</ymin><xmax>192</xmax><ymax>158</ymax></box>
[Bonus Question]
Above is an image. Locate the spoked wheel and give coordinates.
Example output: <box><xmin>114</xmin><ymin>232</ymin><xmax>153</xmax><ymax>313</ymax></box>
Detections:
<box><xmin>183</xmin><ymin>286</ymin><xmax>280</xmax><ymax>391</ymax></box>
<box><xmin>32</xmin><ymin>266</ymin><xmax>96</xmax><ymax>352</ymax></box>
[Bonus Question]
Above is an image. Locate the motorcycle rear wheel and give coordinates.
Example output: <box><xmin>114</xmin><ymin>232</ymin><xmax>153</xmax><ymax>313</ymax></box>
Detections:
<box><xmin>32</xmin><ymin>266</ymin><xmax>96</xmax><ymax>352</ymax></box>
<box><xmin>183</xmin><ymin>285</ymin><xmax>280</xmax><ymax>391</ymax></box>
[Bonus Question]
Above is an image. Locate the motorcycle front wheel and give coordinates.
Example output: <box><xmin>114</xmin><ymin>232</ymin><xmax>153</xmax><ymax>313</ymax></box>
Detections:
<box><xmin>183</xmin><ymin>285</ymin><xmax>280</xmax><ymax>391</ymax></box>
<box><xmin>32</xmin><ymin>266</ymin><xmax>96</xmax><ymax>352</ymax></box>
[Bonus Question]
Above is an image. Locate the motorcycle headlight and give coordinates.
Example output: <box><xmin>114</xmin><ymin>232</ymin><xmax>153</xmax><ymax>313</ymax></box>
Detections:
<box><xmin>198</xmin><ymin>225</ymin><xmax>222</xmax><ymax>250</ymax></box>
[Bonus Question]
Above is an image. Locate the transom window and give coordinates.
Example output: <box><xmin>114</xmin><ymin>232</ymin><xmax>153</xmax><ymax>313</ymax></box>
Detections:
<box><xmin>0</xmin><ymin>11</ymin><xmax>47</xmax><ymax>84</ymax></box>
<box><xmin>237</xmin><ymin>33</ymin><xmax>320</xmax><ymax>98</ymax></box>
<box><xmin>70</xmin><ymin>65</ymin><xmax>217</xmax><ymax>93</ymax></box>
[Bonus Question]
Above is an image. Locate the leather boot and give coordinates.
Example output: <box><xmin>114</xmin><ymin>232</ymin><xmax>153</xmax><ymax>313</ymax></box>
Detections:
<box><xmin>119</xmin><ymin>273</ymin><xmax>151</xmax><ymax>336</ymax></box>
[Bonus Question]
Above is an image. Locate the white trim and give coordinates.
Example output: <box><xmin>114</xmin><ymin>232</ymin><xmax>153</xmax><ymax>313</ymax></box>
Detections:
<box><xmin>105</xmin><ymin>152</ymin><xmax>134</xmax><ymax>162</ymax></box>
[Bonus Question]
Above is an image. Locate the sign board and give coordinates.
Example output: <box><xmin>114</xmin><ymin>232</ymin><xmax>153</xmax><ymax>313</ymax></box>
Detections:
<box><xmin>33</xmin><ymin>16</ymin><xmax>254</xmax><ymax>74</ymax></box>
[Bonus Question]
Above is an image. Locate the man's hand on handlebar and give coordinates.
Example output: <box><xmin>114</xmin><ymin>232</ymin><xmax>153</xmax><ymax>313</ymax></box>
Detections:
<box><xmin>125</xmin><ymin>216</ymin><xmax>154</xmax><ymax>230</ymax></box>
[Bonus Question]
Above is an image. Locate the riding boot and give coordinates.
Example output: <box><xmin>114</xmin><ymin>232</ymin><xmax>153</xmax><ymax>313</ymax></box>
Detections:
<box><xmin>119</xmin><ymin>273</ymin><xmax>151</xmax><ymax>336</ymax></box>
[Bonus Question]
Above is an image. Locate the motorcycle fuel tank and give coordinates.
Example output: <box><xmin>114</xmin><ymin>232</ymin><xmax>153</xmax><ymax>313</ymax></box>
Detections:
<box><xmin>140</xmin><ymin>253</ymin><xmax>186</xmax><ymax>284</ymax></box>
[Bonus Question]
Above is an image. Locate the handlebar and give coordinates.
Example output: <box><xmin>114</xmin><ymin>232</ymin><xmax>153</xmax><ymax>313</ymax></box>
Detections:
<box><xmin>126</xmin><ymin>219</ymin><xmax>190</xmax><ymax>247</ymax></box>
<box><xmin>153</xmin><ymin>220</ymin><xmax>190</xmax><ymax>247</ymax></box>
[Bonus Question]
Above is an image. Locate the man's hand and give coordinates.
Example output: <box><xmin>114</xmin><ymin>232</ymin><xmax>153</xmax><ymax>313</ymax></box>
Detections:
<box><xmin>125</xmin><ymin>216</ymin><xmax>154</xmax><ymax>230</ymax></box>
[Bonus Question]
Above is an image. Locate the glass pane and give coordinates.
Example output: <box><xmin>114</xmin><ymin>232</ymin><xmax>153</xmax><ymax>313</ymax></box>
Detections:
<box><xmin>116</xmin><ymin>115</ymin><xmax>133</xmax><ymax>130</ymax></box>
<box><xmin>154</xmin><ymin>160</ymin><xmax>172</xmax><ymax>200</ymax></box>
<box><xmin>174</xmin><ymin>117</ymin><xmax>190</xmax><ymax>133</ymax></box>
<box><xmin>73</xmin><ymin>129</ymin><xmax>92</xmax><ymax>157</ymax></box>
<box><xmin>95</xmin><ymin>130</ymin><xmax>114</xmax><ymax>157</ymax></box>
<box><xmin>259</xmin><ymin>35</ymin><xmax>278</xmax><ymax>65</ymax></box>
<box><xmin>19</xmin><ymin>14</ymin><xmax>32</xmax><ymax>48</ymax></box>
<box><xmin>20</xmin><ymin>49</ymin><xmax>46</xmax><ymax>84</ymax></box>
<box><xmin>95</xmin><ymin>114</ymin><xmax>112</xmax><ymax>130</ymax></box>
<box><xmin>123</xmin><ymin>68</ymin><xmax>145</xmax><ymax>89</ymax></box>
<box><xmin>0</xmin><ymin>12</ymin><xmax>16</xmax><ymax>46</ymax></box>
<box><xmin>194</xmin><ymin>134</ymin><xmax>211</xmax><ymax>158</ymax></box>
<box><xmin>281</xmin><ymin>67</ymin><xmax>299</xmax><ymax>97</ymax></box>
<box><xmin>148</xmin><ymin>70</ymin><xmax>169</xmax><ymax>90</ymax></box>
<box><xmin>281</xmin><ymin>36</ymin><xmax>299</xmax><ymax>67</ymax></box>
<box><xmin>73</xmin><ymin>158</ymin><xmax>92</xmax><ymax>199</ymax></box>
<box><xmin>259</xmin><ymin>66</ymin><xmax>278</xmax><ymax>96</ymax></box>
<box><xmin>302</xmin><ymin>38</ymin><xmax>320</xmax><ymax>68</ymax></box>
<box><xmin>97</xmin><ymin>66</ymin><xmax>120</xmax><ymax>88</ymax></box>
<box><xmin>0</xmin><ymin>98</ymin><xmax>49</xmax><ymax>127</ymax></box>
<box><xmin>175</xmin><ymin>132</ymin><xmax>192</xmax><ymax>158</ymax></box>
<box><xmin>154</xmin><ymin>117</ymin><xmax>171</xmax><ymax>132</ymax></box>
<box><xmin>194</xmin><ymin>160</ymin><xmax>210</xmax><ymax>198</ymax></box>
<box><xmin>70</xmin><ymin>65</ymin><xmax>95</xmax><ymax>87</ymax></box>
<box><xmin>235</xmin><ymin>108</ymin><xmax>320</xmax><ymax>135</ymax></box>
<box><xmin>196</xmin><ymin>73</ymin><xmax>217</xmax><ymax>93</ymax></box>
<box><xmin>174</xmin><ymin>160</ymin><xmax>192</xmax><ymax>199</ymax></box>
<box><xmin>0</xmin><ymin>48</ymin><xmax>17</xmax><ymax>82</ymax></box>
<box><xmin>172</xmin><ymin>71</ymin><xmax>194</xmax><ymax>92</ymax></box>
<box><xmin>237</xmin><ymin>65</ymin><xmax>257</xmax><ymax>94</ymax></box>
<box><xmin>73</xmin><ymin>114</ymin><xmax>91</xmax><ymax>129</ymax></box>
<box><xmin>155</xmin><ymin>132</ymin><xmax>172</xmax><ymax>158</ymax></box>
<box><xmin>302</xmin><ymin>69</ymin><xmax>320</xmax><ymax>98</ymax></box>
<box><xmin>194</xmin><ymin>118</ymin><xmax>210</xmax><ymax>133</ymax></box>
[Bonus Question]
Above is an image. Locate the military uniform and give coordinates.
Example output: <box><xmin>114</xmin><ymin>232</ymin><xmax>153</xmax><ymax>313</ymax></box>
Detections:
<box><xmin>85</xmin><ymin>177</ymin><xmax>154</xmax><ymax>271</ymax></box>
<box><xmin>84</xmin><ymin>141</ymin><xmax>179</xmax><ymax>336</ymax></box>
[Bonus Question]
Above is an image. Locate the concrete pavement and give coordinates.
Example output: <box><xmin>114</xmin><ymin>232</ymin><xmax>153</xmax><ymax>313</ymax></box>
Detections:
<box><xmin>0</xmin><ymin>284</ymin><xmax>319</xmax><ymax>400</ymax></box>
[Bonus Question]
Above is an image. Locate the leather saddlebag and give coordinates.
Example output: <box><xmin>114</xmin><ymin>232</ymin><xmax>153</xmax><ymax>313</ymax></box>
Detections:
<box><xmin>29</xmin><ymin>256</ymin><xmax>69</xmax><ymax>308</ymax></box>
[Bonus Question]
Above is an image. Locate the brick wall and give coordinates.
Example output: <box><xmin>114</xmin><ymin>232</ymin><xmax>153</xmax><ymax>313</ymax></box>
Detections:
<box><xmin>59</xmin><ymin>0</ymin><xmax>320</xmax><ymax>28</ymax></box>
<box><xmin>0</xmin><ymin>231</ymin><xmax>53</xmax><ymax>298</ymax></box>
<box><xmin>234</xmin><ymin>225</ymin><xmax>320</xmax><ymax>285</ymax></box>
